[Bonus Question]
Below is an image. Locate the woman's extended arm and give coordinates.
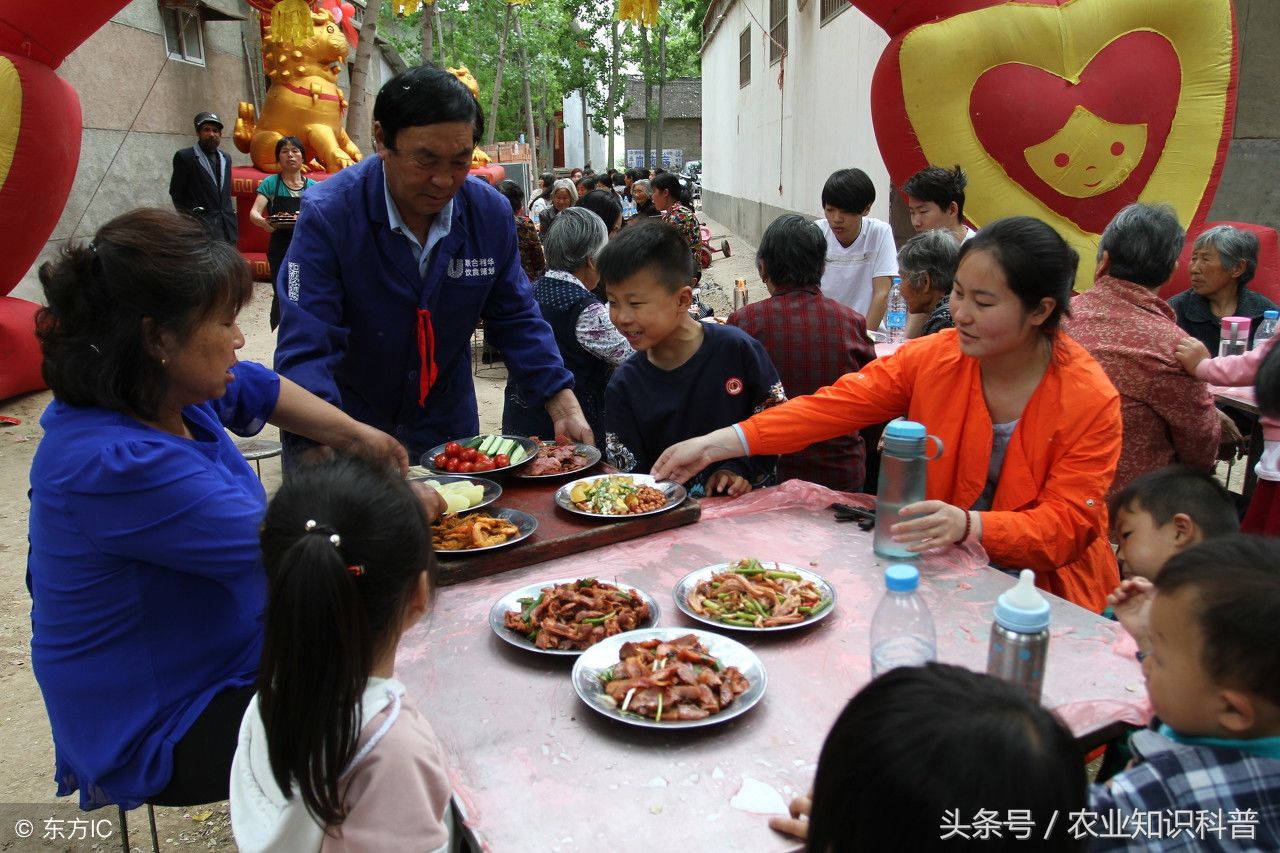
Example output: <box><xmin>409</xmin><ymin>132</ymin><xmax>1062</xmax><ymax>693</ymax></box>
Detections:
<box><xmin>269</xmin><ymin>376</ymin><xmax>408</xmax><ymax>473</ymax></box>
<box><xmin>249</xmin><ymin>192</ymin><xmax>274</xmax><ymax>233</ymax></box>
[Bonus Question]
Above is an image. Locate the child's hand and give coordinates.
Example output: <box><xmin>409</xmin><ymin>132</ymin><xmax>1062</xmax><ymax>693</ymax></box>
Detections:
<box><xmin>1174</xmin><ymin>336</ymin><xmax>1211</xmax><ymax>375</ymax></box>
<box><xmin>1108</xmin><ymin>577</ymin><xmax>1155</xmax><ymax>651</ymax></box>
<box><xmin>767</xmin><ymin>795</ymin><xmax>811</xmax><ymax>841</ymax></box>
<box><xmin>706</xmin><ymin>469</ymin><xmax>751</xmax><ymax>496</ymax></box>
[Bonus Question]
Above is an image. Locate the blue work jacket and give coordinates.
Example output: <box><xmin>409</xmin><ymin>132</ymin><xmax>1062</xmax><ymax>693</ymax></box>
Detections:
<box><xmin>274</xmin><ymin>156</ymin><xmax>573</xmax><ymax>457</ymax></box>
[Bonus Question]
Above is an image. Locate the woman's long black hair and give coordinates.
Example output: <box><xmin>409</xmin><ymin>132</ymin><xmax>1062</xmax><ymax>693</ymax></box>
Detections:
<box><xmin>257</xmin><ymin>455</ymin><xmax>437</xmax><ymax>826</ymax></box>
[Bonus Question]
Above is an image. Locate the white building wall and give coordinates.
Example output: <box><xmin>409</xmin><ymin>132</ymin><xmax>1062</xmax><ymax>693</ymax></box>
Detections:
<box><xmin>561</xmin><ymin>90</ymin><xmax>622</xmax><ymax>171</ymax></box>
<box><xmin>701</xmin><ymin>1</ymin><xmax>890</xmax><ymax>243</ymax></box>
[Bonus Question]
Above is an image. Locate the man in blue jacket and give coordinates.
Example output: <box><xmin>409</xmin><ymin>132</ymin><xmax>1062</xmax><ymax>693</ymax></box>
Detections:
<box><xmin>275</xmin><ymin>65</ymin><xmax>590</xmax><ymax>460</ymax></box>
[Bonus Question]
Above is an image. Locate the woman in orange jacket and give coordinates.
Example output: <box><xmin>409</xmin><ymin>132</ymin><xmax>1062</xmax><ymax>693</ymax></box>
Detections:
<box><xmin>654</xmin><ymin>217</ymin><xmax>1122</xmax><ymax>612</ymax></box>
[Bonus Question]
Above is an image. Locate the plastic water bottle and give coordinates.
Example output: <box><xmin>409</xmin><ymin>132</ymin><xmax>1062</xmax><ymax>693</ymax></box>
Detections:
<box><xmin>986</xmin><ymin>569</ymin><xmax>1051</xmax><ymax>702</ymax></box>
<box><xmin>886</xmin><ymin>276</ymin><xmax>908</xmax><ymax>343</ymax></box>
<box><xmin>873</xmin><ymin>420</ymin><xmax>944</xmax><ymax>559</ymax></box>
<box><xmin>1253</xmin><ymin>310</ymin><xmax>1279</xmax><ymax>350</ymax></box>
<box><xmin>870</xmin><ymin>564</ymin><xmax>937</xmax><ymax>677</ymax></box>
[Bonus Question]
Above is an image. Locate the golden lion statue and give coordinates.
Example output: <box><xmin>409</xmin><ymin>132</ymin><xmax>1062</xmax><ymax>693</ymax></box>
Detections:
<box><xmin>447</xmin><ymin>65</ymin><xmax>491</xmax><ymax>168</ymax></box>
<box><xmin>234</xmin><ymin>9</ymin><xmax>361</xmax><ymax>172</ymax></box>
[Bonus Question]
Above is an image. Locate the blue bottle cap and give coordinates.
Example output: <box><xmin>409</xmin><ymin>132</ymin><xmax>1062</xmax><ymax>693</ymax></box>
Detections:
<box><xmin>884</xmin><ymin>563</ymin><xmax>919</xmax><ymax>592</ymax></box>
<box><xmin>883</xmin><ymin>420</ymin><xmax>926</xmax><ymax>441</ymax></box>
<box><xmin>1266</xmin><ymin>310</ymin><xmax>1279</xmax><ymax>320</ymax></box>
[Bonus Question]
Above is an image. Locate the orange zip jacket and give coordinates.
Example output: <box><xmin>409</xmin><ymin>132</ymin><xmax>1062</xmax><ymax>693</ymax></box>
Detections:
<box><xmin>739</xmin><ymin>329</ymin><xmax>1122</xmax><ymax>612</ymax></box>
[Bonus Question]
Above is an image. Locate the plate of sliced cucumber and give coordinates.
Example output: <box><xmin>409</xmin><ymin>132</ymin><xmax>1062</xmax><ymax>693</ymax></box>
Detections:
<box><xmin>420</xmin><ymin>434</ymin><xmax>540</xmax><ymax>476</ymax></box>
<box><xmin>406</xmin><ymin>473</ymin><xmax>502</xmax><ymax>513</ymax></box>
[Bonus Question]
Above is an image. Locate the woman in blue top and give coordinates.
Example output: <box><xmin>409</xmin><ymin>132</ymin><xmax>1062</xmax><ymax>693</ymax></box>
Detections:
<box><xmin>28</xmin><ymin>208</ymin><xmax>409</xmax><ymax>811</ymax></box>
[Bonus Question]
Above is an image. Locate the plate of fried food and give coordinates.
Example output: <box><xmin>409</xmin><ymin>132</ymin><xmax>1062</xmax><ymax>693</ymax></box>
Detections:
<box><xmin>512</xmin><ymin>435</ymin><xmax>602</xmax><ymax>479</ymax></box>
<box><xmin>674</xmin><ymin>558</ymin><xmax>836</xmax><ymax>632</ymax></box>
<box><xmin>553</xmin><ymin>474</ymin><xmax>687</xmax><ymax>518</ymax></box>
<box><xmin>572</xmin><ymin>629</ymin><xmax>765</xmax><ymax>729</ymax></box>
<box><xmin>431</xmin><ymin>508</ymin><xmax>537</xmax><ymax>555</ymax></box>
<box><xmin>489</xmin><ymin>577</ymin><xmax>661</xmax><ymax>656</ymax></box>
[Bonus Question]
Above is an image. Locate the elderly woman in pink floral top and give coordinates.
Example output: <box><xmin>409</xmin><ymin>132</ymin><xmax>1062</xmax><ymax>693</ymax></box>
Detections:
<box><xmin>1063</xmin><ymin>203</ymin><xmax>1223</xmax><ymax>500</ymax></box>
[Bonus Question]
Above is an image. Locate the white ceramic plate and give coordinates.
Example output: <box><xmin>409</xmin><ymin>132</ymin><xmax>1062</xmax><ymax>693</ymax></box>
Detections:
<box><xmin>673</xmin><ymin>562</ymin><xmax>836</xmax><ymax>632</ymax></box>
<box><xmin>571</xmin><ymin>628</ymin><xmax>766</xmax><ymax>729</ymax></box>
<box><xmin>487</xmin><ymin>577</ymin><xmax>661</xmax><ymax>656</ymax></box>
<box><xmin>432</xmin><ymin>507</ymin><xmax>537</xmax><ymax>556</ymax></box>
<box><xmin>420</xmin><ymin>435</ymin><xmax>540</xmax><ymax>476</ymax></box>
<box><xmin>407</xmin><ymin>473</ymin><xmax>502</xmax><ymax>512</ymax></box>
<box><xmin>553</xmin><ymin>474</ymin><xmax>688</xmax><ymax>519</ymax></box>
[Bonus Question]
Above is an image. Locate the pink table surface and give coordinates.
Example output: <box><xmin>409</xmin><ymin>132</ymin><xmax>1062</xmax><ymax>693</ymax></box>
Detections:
<box><xmin>396</xmin><ymin>481</ymin><xmax>1150</xmax><ymax>853</ymax></box>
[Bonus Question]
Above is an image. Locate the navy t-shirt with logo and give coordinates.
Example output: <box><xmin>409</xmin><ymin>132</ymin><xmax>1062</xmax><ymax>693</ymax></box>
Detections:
<box><xmin>604</xmin><ymin>323</ymin><xmax>784</xmax><ymax>494</ymax></box>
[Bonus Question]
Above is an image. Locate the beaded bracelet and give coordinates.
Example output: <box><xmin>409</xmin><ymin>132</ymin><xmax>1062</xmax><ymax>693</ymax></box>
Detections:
<box><xmin>954</xmin><ymin>510</ymin><xmax>972</xmax><ymax>545</ymax></box>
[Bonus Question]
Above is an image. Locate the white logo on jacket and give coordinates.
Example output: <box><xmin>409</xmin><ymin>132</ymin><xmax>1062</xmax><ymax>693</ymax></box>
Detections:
<box><xmin>447</xmin><ymin>257</ymin><xmax>496</xmax><ymax>279</ymax></box>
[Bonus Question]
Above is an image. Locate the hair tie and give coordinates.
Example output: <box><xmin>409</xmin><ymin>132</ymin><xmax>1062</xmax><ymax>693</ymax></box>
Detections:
<box><xmin>304</xmin><ymin>518</ymin><xmax>341</xmax><ymax>548</ymax></box>
<box><xmin>88</xmin><ymin>241</ymin><xmax>98</xmax><ymax>255</ymax></box>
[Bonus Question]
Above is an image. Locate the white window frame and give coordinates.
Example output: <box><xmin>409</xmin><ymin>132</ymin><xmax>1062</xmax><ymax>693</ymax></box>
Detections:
<box><xmin>161</xmin><ymin>4</ymin><xmax>206</xmax><ymax>66</ymax></box>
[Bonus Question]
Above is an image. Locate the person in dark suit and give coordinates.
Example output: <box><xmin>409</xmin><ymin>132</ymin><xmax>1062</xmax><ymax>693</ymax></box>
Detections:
<box><xmin>169</xmin><ymin>111</ymin><xmax>237</xmax><ymax>244</ymax></box>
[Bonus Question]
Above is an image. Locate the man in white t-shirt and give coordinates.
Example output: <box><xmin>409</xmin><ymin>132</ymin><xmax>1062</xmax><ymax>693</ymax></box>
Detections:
<box><xmin>815</xmin><ymin>168</ymin><xmax>899</xmax><ymax>329</ymax></box>
<box><xmin>903</xmin><ymin>164</ymin><xmax>976</xmax><ymax>244</ymax></box>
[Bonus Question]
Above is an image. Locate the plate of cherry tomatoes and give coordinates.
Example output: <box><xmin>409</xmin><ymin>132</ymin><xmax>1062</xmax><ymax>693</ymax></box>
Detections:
<box><xmin>420</xmin><ymin>434</ymin><xmax>540</xmax><ymax>476</ymax></box>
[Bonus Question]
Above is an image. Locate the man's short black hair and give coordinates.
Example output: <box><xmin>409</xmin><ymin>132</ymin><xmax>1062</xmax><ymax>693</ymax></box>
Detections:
<box><xmin>903</xmin><ymin>164</ymin><xmax>968</xmax><ymax>221</ymax></box>
<box><xmin>595</xmin><ymin>220</ymin><xmax>695</xmax><ymax>293</ymax></box>
<box><xmin>1109</xmin><ymin>465</ymin><xmax>1239</xmax><ymax>539</ymax></box>
<box><xmin>1157</xmin><ymin>535</ymin><xmax>1280</xmax><ymax>706</ymax></box>
<box><xmin>756</xmin><ymin>214</ymin><xmax>825</xmax><ymax>292</ymax></box>
<box><xmin>821</xmin><ymin>168</ymin><xmax>876</xmax><ymax>215</ymax></box>
<box><xmin>374</xmin><ymin>64</ymin><xmax>483</xmax><ymax>151</ymax></box>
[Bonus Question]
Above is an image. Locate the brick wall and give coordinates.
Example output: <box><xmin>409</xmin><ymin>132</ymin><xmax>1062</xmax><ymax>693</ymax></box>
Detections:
<box><xmin>623</xmin><ymin>118</ymin><xmax>703</xmax><ymax>163</ymax></box>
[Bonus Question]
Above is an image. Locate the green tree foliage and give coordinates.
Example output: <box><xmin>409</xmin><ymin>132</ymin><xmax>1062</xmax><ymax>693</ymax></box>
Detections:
<box><xmin>376</xmin><ymin>0</ymin><xmax>707</xmax><ymax>148</ymax></box>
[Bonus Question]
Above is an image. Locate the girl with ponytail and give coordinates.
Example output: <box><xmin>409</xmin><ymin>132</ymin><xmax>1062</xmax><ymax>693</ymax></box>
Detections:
<box><xmin>231</xmin><ymin>455</ymin><xmax>452</xmax><ymax>851</ymax></box>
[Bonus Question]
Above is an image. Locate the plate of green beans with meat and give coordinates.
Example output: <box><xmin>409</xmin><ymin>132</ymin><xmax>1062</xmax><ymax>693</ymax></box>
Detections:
<box><xmin>673</xmin><ymin>558</ymin><xmax>836</xmax><ymax>632</ymax></box>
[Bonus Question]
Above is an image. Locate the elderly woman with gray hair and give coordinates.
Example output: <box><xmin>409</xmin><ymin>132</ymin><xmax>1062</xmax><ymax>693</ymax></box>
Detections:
<box><xmin>537</xmin><ymin>177</ymin><xmax>579</xmax><ymax>235</ymax></box>
<box><xmin>503</xmin><ymin>207</ymin><xmax>634</xmax><ymax>445</ymax></box>
<box><xmin>1169</xmin><ymin>224</ymin><xmax>1277</xmax><ymax>354</ymax></box>
<box><xmin>899</xmin><ymin>229</ymin><xmax>961</xmax><ymax>338</ymax></box>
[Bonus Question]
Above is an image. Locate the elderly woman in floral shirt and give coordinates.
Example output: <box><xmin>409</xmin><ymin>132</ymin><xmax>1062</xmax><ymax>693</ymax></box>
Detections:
<box><xmin>496</xmin><ymin>180</ymin><xmax>545</xmax><ymax>282</ymax></box>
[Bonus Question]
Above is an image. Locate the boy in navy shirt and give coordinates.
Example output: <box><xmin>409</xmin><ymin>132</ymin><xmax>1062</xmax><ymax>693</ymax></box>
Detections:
<box><xmin>601</xmin><ymin>222</ymin><xmax>785</xmax><ymax>496</ymax></box>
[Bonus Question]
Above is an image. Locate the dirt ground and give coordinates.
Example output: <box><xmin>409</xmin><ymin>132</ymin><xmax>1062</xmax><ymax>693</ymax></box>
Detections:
<box><xmin>0</xmin><ymin>213</ymin><xmax>757</xmax><ymax>850</ymax></box>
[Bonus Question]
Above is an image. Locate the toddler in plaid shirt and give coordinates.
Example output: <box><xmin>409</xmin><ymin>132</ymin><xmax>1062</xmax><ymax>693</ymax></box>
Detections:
<box><xmin>1088</xmin><ymin>535</ymin><xmax>1280</xmax><ymax>851</ymax></box>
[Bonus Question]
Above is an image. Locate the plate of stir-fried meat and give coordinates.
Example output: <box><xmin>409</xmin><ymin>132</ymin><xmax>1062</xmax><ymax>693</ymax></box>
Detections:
<box><xmin>513</xmin><ymin>435</ymin><xmax>601</xmax><ymax>479</ymax></box>
<box><xmin>491</xmin><ymin>577</ymin><xmax>660</xmax><ymax>655</ymax></box>
<box><xmin>572</xmin><ymin>629</ymin><xmax>765</xmax><ymax>728</ymax></box>
<box><xmin>431</xmin><ymin>508</ymin><xmax>537</xmax><ymax>555</ymax></box>
<box><xmin>675</xmin><ymin>559</ymin><xmax>836</xmax><ymax>632</ymax></box>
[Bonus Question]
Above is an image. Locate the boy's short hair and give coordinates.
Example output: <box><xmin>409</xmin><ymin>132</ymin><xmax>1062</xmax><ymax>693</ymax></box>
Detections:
<box><xmin>903</xmin><ymin>164</ymin><xmax>968</xmax><ymax>221</ymax></box>
<box><xmin>1156</xmin><ymin>535</ymin><xmax>1280</xmax><ymax>707</ymax></box>
<box><xmin>1108</xmin><ymin>465</ymin><xmax>1239</xmax><ymax>539</ymax></box>
<box><xmin>595</xmin><ymin>220</ymin><xmax>696</xmax><ymax>293</ymax></box>
<box><xmin>756</xmin><ymin>214</ymin><xmax>825</xmax><ymax>292</ymax></box>
<box><xmin>821</xmin><ymin>168</ymin><xmax>876</xmax><ymax>215</ymax></box>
